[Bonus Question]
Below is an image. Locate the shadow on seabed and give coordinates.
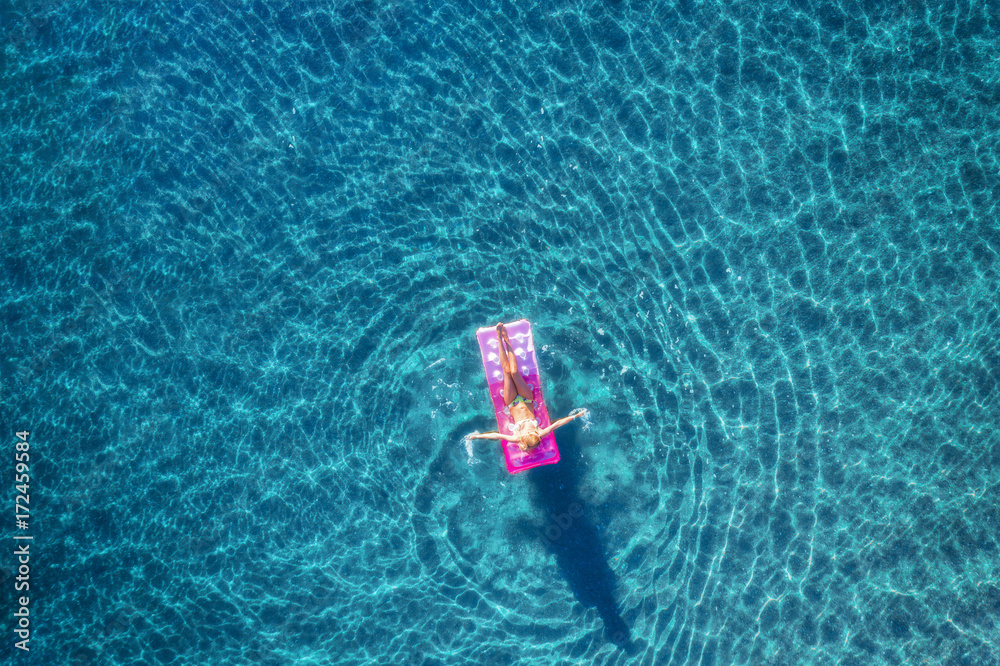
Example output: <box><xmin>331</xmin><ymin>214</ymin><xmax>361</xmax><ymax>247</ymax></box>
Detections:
<box><xmin>526</xmin><ymin>422</ymin><xmax>632</xmax><ymax>650</ymax></box>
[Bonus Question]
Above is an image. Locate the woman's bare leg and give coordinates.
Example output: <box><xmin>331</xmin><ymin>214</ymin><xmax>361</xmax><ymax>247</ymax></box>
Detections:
<box><xmin>497</xmin><ymin>324</ymin><xmax>517</xmax><ymax>405</ymax></box>
<box><xmin>499</xmin><ymin>324</ymin><xmax>533</xmax><ymax>401</ymax></box>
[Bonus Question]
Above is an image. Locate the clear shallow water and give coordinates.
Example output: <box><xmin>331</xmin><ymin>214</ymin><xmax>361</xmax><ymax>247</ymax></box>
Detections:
<box><xmin>2</xmin><ymin>0</ymin><xmax>999</xmax><ymax>663</ymax></box>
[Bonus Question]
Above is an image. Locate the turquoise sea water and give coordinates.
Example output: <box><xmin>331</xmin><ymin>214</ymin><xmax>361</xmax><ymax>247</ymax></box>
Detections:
<box><xmin>2</xmin><ymin>0</ymin><xmax>999</xmax><ymax>663</ymax></box>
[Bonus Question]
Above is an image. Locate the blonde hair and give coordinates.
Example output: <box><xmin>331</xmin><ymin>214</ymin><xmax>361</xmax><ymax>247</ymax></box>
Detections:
<box><xmin>522</xmin><ymin>432</ymin><xmax>541</xmax><ymax>450</ymax></box>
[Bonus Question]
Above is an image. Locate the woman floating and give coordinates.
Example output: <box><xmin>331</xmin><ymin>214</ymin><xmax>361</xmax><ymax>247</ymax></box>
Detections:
<box><xmin>468</xmin><ymin>323</ymin><xmax>586</xmax><ymax>452</ymax></box>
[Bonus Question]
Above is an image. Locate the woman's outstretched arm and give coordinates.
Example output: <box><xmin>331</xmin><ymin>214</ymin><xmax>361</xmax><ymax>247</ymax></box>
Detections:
<box><xmin>539</xmin><ymin>410</ymin><xmax>587</xmax><ymax>437</ymax></box>
<box><xmin>468</xmin><ymin>432</ymin><xmax>519</xmax><ymax>443</ymax></box>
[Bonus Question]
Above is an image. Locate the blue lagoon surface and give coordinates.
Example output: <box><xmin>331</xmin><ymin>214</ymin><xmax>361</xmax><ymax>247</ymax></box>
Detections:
<box><xmin>2</xmin><ymin>0</ymin><xmax>999</xmax><ymax>663</ymax></box>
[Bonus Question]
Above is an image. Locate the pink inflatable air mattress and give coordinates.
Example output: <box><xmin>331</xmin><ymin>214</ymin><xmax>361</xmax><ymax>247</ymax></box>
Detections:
<box><xmin>476</xmin><ymin>320</ymin><xmax>560</xmax><ymax>474</ymax></box>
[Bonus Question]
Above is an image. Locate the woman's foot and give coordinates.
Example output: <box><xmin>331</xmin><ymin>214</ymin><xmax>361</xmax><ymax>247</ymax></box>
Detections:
<box><xmin>496</xmin><ymin>323</ymin><xmax>510</xmax><ymax>353</ymax></box>
<box><xmin>496</xmin><ymin>324</ymin><xmax>510</xmax><ymax>373</ymax></box>
<box><xmin>500</xmin><ymin>325</ymin><xmax>514</xmax><ymax>355</ymax></box>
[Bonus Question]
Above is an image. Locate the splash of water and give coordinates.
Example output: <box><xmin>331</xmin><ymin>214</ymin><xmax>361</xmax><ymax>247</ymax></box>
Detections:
<box><xmin>569</xmin><ymin>408</ymin><xmax>592</xmax><ymax>431</ymax></box>
<box><xmin>463</xmin><ymin>433</ymin><xmax>482</xmax><ymax>465</ymax></box>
